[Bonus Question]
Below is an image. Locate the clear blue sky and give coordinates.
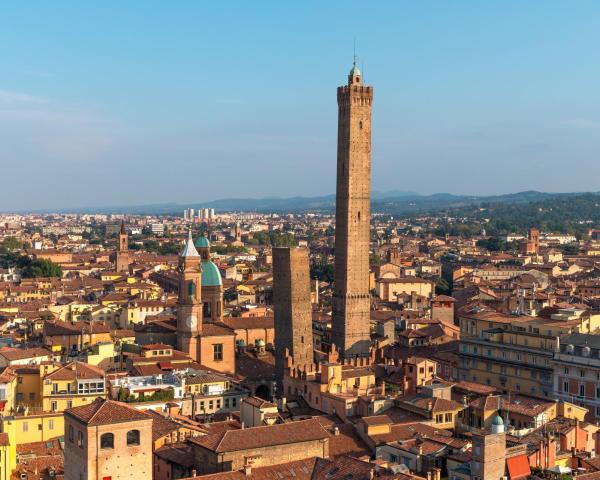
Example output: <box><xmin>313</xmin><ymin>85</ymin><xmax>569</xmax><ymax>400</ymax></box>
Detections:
<box><xmin>2</xmin><ymin>1</ymin><xmax>600</xmax><ymax>210</ymax></box>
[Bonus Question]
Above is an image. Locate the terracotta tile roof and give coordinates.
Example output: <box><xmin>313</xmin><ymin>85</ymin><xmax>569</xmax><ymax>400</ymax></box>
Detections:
<box><xmin>314</xmin><ymin>419</ymin><xmax>370</xmax><ymax>459</ymax></box>
<box><xmin>242</xmin><ymin>396</ymin><xmax>276</xmax><ymax>409</ymax></box>
<box><xmin>0</xmin><ymin>346</ymin><xmax>52</xmax><ymax>361</ymax></box>
<box><xmin>0</xmin><ymin>367</ymin><xmax>17</xmax><ymax>383</ymax></box>
<box><xmin>43</xmin><ymin>320</ymin><xmax>110</xmax><ymax>336</ymax></box>
<box><xmin>184</xmin><ymin>372</ymin><xmax>232</xmax><ymax>385</ymax></box>
<box><xmin>199</xmin><ymin>322</ymin><xmax>235</xmax><ymax>337</ymax></box>
<box><xmin>192</xmin><ymin>457</ymin><xmax>319</xmax><ymax>479</ymax></box>
<box><xmin>45</xmin><ymin>361</ymin><xmax>105</xmax><ymax>381</ymax></box>
<box><xmin>401</xmin><ymin>395</ymin><xmax>464</xmax><ymax>413</ymax></box>
<box><xmin>504</xmin><ymin>395</ymin><xmax>554</xmax><ymax>417</ymax></box>
<box><xmin>235</xmin><ymin>350</ymin><xmax>275</xmax><ymax>381</ymax></box>
<box><xmin>453</xmin><ymin>380</ymin><xmax>500</xmax><ymax>396</ymax></box>
<box><xmin>222</xmin><ymin>316</ymin><xmax>274</xmax><ymax>330</ymax></box>
<box><xmin>312</xmin><ymin>455</ymin><xmax>419</xmax><ymax>479</ymax></box>
<box><xmin>362</xmin><ymin>415</ymin><xmax>392</xmax><ymax>426</ymax></box>
<box><xmin>154</xmin><ymin>442</ymin><xmax>195</xmax><ymax>468</ymax></box>
<box><xmin>147</xmin><ymin>410</ymin><xmax>181</xmax><ymax>441</ymax></box>
<box><xmin>188</xmin><ymin>418</ymin><xmax>329</xmax><ymax>453</ymax></box>
<box><xmin>65</xmin><ymin>398</ymin><xmax>152</xmax><ymax>426</ymax></box>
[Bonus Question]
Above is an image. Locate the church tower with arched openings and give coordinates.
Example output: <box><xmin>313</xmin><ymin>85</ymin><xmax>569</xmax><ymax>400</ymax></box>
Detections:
<box><xmin>176</xmin><ymin>230</ymin><xmax>203</xmax><ymax>357</ymax></box>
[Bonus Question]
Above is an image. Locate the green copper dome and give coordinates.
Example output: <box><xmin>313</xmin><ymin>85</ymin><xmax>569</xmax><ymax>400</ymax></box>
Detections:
<box><xmin>195</xmin><ymin>236</ymin><xmax>210</xmax><ymax>248</ymax></box>
<box><xmin>202</xmin><ymin>260</ymin><xmax>222</xmax><ymax>286</ymax></box>
<box><xmin>492</xmin><ymin>414</ymin><xmax>504</xmax><ymax>426</ymax></box>
<box><xmin>349</xmin><ymin>62</ymin><xmax>361</xmax><ymax>77</ymax></box>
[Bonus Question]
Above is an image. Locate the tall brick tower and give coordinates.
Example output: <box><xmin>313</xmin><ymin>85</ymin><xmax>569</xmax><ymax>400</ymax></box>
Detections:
<box><xmin>273</xmin><ymin>247</ymin><xmax>314</xmax><ymax>390</ymax></box>
<box><xmin>470</xmin><ymin>413</ymin><xmax>507</xmax><ymax>479</ymax></box>
<box><xmin>332</xmin><ymin>59</ymin><xmax>373</xmax><ymax>358</ymax></box>
<box><xmin>177</xmin><ymin>230</ymin><xmax>203</xmax><ymax>357</ymax></box>
<box><xmin>118</xmin><ymin>220</ymin><xmax>128</xmax><ymax>252</ymax></box>
<box><xmin>114</xmin><ymin>220</ymin><xmax>131</xmax><ymax>272</ymax></box>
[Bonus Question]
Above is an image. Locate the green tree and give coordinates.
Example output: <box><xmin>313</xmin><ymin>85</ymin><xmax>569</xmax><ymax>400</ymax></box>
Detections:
<box><xmin>476</xmin><ymin>237</ymin><xmax>507</xmax><ymax>252</ymax></box>
<box><xmin>310</xmin><ymin>256</ymin><xmax>334</xmax><ymax>283</ymax></box>
<box><xmin>18</xmin><ymin>258</ymin><xmax>63</xmax><ymax>278</ymax></box>
<box><xmin>369</xmin><ymin>253</ymin><xmax>383</xmax><ymax>265</ymax></box>
<box><xmin>2</xmin><ymin>237</ymin><xmax>26</xmax><ymax>251</ymax></box>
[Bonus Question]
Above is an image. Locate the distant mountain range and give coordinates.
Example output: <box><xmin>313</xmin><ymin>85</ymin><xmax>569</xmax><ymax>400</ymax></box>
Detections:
<box><xmin>22</xmin><ymin>190</ymin><xmax>598</xmax><ymax>216</ymax></box>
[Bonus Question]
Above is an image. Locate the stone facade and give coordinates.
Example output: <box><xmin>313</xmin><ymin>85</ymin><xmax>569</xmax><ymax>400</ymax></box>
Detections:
<box><xmin>273</xmin><ymin>247</ymin><xmax>314</xmax><ymax>389</ymax></box>
<box><xmin>64</xmin><ymin>403</ymin><xmax>153</xmax><ymax>480</ymax></box>
<box><xmin>470</xmin><ymin>429</ymin><xmax>506</xmax><ymax>480</ymax></box>
<box><xmin>197</xmin><ymin>329</ymin><xmax>236</xmax><ymax>374</ymax></box>
<box><xmin>332</xmin><ymin>64</ymin><xmax>373</xmax><ymax>358</ymax></box>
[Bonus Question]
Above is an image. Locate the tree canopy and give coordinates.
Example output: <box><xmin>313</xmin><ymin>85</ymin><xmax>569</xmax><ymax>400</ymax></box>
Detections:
<box><xmin>18</xmin><ymin>257</ymin><xmax>63</xmax><ymax>278</ymax></box>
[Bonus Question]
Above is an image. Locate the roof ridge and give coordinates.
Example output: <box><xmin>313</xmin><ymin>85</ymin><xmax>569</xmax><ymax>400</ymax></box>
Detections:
<box><xmin>215</xmin><ymin>429</ymin><xmax>229</xmax><ymax>451</ymax></box>
<box><xmin>86</xmin><ymin>398</ymin><xmax>111</xmax><ymax>424</ymax></box>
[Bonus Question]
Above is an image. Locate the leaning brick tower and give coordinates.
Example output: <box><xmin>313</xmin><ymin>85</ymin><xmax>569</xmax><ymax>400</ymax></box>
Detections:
<box><xmin>331</xmin><ymin>60</ymin><xmax>373</xmax><ymax>358</ymax></box>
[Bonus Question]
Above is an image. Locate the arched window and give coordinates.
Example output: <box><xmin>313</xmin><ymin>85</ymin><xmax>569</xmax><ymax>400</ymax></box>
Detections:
<box><xmin>188</xmin><ymin>281</ymin><xmax>196</xmax><ymax>297</ymax></box>
<box><xmin>127</xmin><ymin>429</ymin><xmax>140</xmax><ymax>446</ymax></box>
<box><xmin>100</xmin><ymin>433</ymin><xmax>114</xmax><ymax>449</ymax></box>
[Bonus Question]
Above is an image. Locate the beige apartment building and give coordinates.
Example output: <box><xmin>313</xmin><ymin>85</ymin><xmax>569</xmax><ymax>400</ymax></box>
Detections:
<box><xmin>458</xmin><ymin>306</ymin><xmax>600</xmax><ymax>397</ymax></box>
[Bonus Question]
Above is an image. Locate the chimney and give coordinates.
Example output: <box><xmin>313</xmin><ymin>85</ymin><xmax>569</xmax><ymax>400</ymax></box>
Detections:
<box><xmin>244</xmin><ymin>466</ymin><xmax>252</xmax><ymax>476</ymax></box>
<box><xmin>191</xmin><ymin>470</ymin><xmax>197</xmax><ymax>477</ymax></box>
<box><xmin>426</xmin><ymin>472</ymin><xmax>433</xmax><ymax>480</ymax></box>
<box><xmin>332</xmin><ymin>426</ymin><xmax>340</xmax><ymax>436</ymax></box>
<box><xmin>433</xmin><ymin>467</ymin><xmax>441</xmax><ymax>480</ymax></box>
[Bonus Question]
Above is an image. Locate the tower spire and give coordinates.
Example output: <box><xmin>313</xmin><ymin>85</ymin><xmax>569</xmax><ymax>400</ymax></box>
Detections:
<box><xmin>348</xmin><ymin>41</ymin><xmax>362</xmax><ymax>84</ymax></box>
<box><xmin>180</xmin><ymin>228</ymin><xmax>199</xmax><ymax>257</ymax></box>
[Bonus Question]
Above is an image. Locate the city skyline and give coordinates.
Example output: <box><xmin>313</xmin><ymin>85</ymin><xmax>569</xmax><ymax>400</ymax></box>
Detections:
<box><xmin>3</xmin><ymin>1</ymin><xmax>600</xmax><ymax>210</ymax></box>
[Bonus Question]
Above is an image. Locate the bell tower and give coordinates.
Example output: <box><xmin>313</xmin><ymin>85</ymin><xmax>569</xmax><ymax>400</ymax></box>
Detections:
<box><xmin>118</xmin><ymin>220</ymin><xmax>128</xmax><ymax>252</ymax></box>
<box><xmin>177</xmin><ymin>230</ymin><xmax>203</xmax><ymax>358</ymax></box>
<box><xmin>114</xmin><ymin>220</ymin><xmax>131</xmax><ymax>272</ymax></box>
<box><xmin>331</xmin><ymin>58</ymin><xmax>373</xmax><ymax>358</ymax></box>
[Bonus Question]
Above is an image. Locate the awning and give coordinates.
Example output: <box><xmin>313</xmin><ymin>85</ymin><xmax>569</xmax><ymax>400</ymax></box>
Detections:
<box><xmin>507</xmin><ymin>454</ymin><xmax>531</xmax><ymax>480</ymax></box>
<box><xmin>547</xmin><ymin>466</ymin><xmax>572</xmax><ymax>474</ymax></box>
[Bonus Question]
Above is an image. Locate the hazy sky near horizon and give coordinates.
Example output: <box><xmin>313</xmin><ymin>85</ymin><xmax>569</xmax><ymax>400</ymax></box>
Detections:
<box><xmin>2</xmin><ymin>1</ymin><xmax>600</xmax><ymax>210</ymax></box>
